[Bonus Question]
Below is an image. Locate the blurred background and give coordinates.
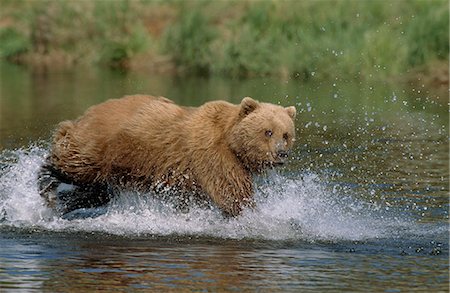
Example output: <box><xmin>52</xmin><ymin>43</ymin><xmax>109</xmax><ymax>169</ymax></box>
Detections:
<box><xmin>0</xmin><ymin>0</ymin><xmax>448</xmax><ymax>81</ymax></box>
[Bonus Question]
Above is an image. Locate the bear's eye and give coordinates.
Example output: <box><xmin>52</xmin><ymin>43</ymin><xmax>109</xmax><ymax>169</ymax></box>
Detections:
<box><xmin>265</xmin><ymin>130</ymin><xmax>273</xmax><ymax>137</ymax></box>
<box><xmin>283</xmin><ymin>133</ymin><xmax>289</xmax><ymax>141</ymax></box>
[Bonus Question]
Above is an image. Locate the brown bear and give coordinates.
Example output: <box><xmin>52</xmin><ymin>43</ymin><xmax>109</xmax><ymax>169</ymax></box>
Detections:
<box><xmin>39</xmin><ymin>95</ymin><xmax>296</xmax><ymax>216</ymax></box>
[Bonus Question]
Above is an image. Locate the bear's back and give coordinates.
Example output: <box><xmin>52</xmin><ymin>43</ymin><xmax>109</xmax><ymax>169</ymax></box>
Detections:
<box><xmin>51</xmin><ymin>95</ymin><xmax>185</xmax><ymax>184</ymax></box>
<box><xmin>57</xmin><ymin>95</ymin><xmax>182</xmax><ymax>143</ymax></box>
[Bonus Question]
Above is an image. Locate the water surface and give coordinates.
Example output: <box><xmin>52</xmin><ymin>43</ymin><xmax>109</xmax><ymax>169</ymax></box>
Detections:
<box><xmin>0</xmin><ymin>63</ymin><xmax>448</xmax><ymax>291</ymax></box>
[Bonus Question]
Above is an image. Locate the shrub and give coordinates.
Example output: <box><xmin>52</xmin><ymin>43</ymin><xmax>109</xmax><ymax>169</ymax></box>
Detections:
<box><xmin>163</xmin><ymin>9</ymin><xmax>215</xmax><ymax>75</ymax></box>
<box><xmin>0</xmin><ymin>27</ymin><xmax>29</xmax><ymax>59</ymax></box>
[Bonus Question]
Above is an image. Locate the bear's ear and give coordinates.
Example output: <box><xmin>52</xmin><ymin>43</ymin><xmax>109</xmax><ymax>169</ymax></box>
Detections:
<box><xmin>285</xmin><ymin>106</ymin><xmax>296</xmax><ymax>120</ymax></box>
<box><xmin>240</xmin><ymin>97</ymin><xmax>259</xmax><ymax>117</ymax></box>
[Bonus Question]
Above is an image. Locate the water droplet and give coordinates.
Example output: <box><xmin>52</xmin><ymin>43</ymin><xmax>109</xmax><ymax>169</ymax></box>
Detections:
<box><xmin>391</xmin><ymin>92</ymin><xmax>397</xmax><ymax>102</ymax></box>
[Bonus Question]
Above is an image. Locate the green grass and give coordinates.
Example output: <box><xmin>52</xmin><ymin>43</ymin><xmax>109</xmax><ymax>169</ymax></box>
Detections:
<box><xmin>0</xmin><ymin>27</ymin><xmax>30</xmax><ymax>59</ymax></box>
<box><xmin>163</xmin><ymin>8</ymin><xmax>215</xmax><ymax>74</ymax></box>
<box><xmin>0</xmin><ymin>0</ymin><xmax>448</xmax><ymax>79</ymax></box>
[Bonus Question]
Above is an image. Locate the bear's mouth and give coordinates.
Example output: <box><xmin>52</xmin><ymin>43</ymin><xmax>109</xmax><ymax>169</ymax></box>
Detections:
<box><xmin>269</xmin><ymin>152</ymin><xmax>287</xmax><ymax>167</ymax></box>
<box><xmin>262</xmin><ymin>160</ymin><xmax>284</xmax><ymax>169</ymax></box>
<box><xmin>272</xmin><ymin>161</ymin><xmax>285</xmax><ymax>166</ymax></box>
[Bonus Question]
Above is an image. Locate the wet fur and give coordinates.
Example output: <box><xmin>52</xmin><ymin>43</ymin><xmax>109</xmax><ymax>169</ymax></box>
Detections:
<box><xmin>40</xmin><ymin>95</ymin><xmax>296</xmax><ymax>216</ymax></box>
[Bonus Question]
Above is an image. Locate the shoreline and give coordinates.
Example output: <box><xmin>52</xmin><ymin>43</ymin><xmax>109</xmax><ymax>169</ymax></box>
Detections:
<box><xmin>1</xmin><ymin>0</ymin><xmax>448</xmax><ymax>88</ymax></box>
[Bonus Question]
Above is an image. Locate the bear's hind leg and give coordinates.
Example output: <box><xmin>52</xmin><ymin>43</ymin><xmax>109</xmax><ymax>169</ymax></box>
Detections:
<box><xmin>38</xmin><ymin>161</ymin><xmax>114</xmax><ymax>218</ymax></box>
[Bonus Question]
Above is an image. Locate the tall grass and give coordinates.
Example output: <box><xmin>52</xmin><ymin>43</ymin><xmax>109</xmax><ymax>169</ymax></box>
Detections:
<box><xmin>0</xmin><ymin>0</ymin><xmax>448</xmax><ymax>79</ymax></box>
<box><xmin>164</xmin><ymin>8</ymin><xmax>215</xmax><ymax>74</ymax></box>
<box><xmin>0</xmin><ymin>0</ymin><xmax>153</xmax><ymax>67</ymax></box>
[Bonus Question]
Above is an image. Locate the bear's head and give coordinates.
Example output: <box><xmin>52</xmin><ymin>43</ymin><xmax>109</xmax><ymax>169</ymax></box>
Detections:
<box><xmin>229</xmin><ymin>97</ymin><xmax>296</xmax><ymax>172</ymax></box>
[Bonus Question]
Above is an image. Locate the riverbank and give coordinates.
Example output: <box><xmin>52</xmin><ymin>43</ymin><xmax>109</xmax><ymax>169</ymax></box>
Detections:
<box><xmin>0</xmin><ymin>0</ymin><xmax>448</xmax><ymax>82</ymax></box>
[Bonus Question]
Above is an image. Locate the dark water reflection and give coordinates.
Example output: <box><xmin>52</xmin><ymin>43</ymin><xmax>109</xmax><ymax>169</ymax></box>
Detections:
<box><xmin>0</xmin><ymin>62</ymin><xmax>448</xmax><ymax>291</ymax></box>
<box><xmin>1</xmin><ymin>230</ymin><xmax>448</xmax><ymax>292</ymax></box>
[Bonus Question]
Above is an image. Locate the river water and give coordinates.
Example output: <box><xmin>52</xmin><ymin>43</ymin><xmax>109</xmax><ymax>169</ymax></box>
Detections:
<box><xmin>0</xmin><ymin>62</ymin><xmax>448</xmax><ymax>291</ymax></box>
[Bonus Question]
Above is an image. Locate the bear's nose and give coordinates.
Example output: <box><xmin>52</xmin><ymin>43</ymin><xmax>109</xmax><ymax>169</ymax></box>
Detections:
<box><xmin>277</xmin><ymin>150</ymin><xmax>289</xmax><ymax>159</ymax></box>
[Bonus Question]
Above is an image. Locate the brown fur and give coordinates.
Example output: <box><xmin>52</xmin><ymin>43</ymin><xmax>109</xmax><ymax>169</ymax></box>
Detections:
<box><xmin>49</xmin><ymin>95</ymin><xmax>296</xmax><ymax>216</ymax></box>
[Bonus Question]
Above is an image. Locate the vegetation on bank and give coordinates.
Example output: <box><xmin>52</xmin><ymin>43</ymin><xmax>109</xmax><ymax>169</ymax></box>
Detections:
<box><xmin>0</xmin><ymin>0</ymin><xmax>448</xmax><ymax>80</ymax></box>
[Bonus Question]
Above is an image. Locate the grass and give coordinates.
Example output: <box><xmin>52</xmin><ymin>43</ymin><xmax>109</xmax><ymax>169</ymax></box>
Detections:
<box><xmin>164</xmin><ymin>8</ymin><xmax>215</xmax><ymax>74</ymax></box>
<box><xmin>0</xmin><ymin>0</ymin><xmax>448</xmax><ymax>80</ymax></box>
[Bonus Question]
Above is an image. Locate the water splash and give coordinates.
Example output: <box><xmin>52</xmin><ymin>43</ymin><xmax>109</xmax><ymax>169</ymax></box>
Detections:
<box><xmin>0</xmin><ymin>146</ymin><xmax>436</xmax><ymax>241</ymax></box>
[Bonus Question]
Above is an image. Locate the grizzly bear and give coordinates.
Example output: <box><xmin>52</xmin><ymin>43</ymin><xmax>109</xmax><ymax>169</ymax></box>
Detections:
<box><xmin>39</xmin><ymin>95</ymin><xmax>296</xmax><ymax>217</ymax></box>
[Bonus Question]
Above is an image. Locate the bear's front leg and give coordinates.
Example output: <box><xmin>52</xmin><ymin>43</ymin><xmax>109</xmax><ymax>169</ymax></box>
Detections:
<box><xmin>203</xmin><ymin>173</ymin><xmax>255</xmax><ymax>217</ymax></box>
